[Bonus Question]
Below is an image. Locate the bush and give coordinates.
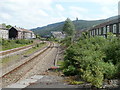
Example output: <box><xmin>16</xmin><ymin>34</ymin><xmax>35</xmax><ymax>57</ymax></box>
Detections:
<box><xmin>60</xmin><ymin>36</ymin><xmax>72</xmax><ymax>47</ymax></box>
<box><xmin>116</xmin><ymin>63</ymin><xmax>120</xmax><ymax>78</ymax></box>
<box><xmin>102</xmin><ymin>38</ymin><xmax>120</xmax><ymax>64</ymax></box>
<box><xmin>62</xmin><ymin>34</ymin><xmax>120</xmax><ymax>88</ymax></box>
<box><xmin>99</xmin><ymin>62</ymin><xmax>117</xmax><ymax>79</ymax></box>
<box><xmin>1</xmin><ymin>39</ymin><xmax>33</xmax><ymax>50</ymax></box>
<box><xmin>15</xmin><ymin>39</ymin><xmax>33</xmax><ymax>44</ymax></box>
<box><xmin>36</xmin><ymin>44</ymin><xmax>39</xmax><ymax>47</ymax></box>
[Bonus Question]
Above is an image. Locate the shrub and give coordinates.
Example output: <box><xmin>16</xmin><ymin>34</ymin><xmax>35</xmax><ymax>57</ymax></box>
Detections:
<box><xmin>2</xmin><ymin>39</ymin><xmax>33</xmax><ymax>50</ymax></box>
<box><xmin>62</xmin><ymin>34</ymin><xmax>120</xmax><ymax>88</ymax></box>
<box><xmin>116</xmin><ymin>63</ymin><xmax>120</xmax><ymax>78</ymax></box>
<box><xmin>102</xmin><ymin>38</ymin><xmax>120</xmax><ymax>65</ymax></box>
<box><xmin>36</xmin><ymin>44</ymin><xmax>39</xmax><ymax>47</ymax></box>
<box><xmin>99</xmin><ymin>62</ymin><xmax>117</xmax><ymax>79</ymax></box>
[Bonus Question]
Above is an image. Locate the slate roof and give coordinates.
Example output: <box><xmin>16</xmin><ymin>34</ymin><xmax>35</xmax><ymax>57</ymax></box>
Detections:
<box><xmin>89</xmin><ymin>17</ymin><xmax>120</xmax><ymax>30</ymax></box>
<box><xmin>12</xmin><ymin>27</ymin><xmax>33</xmax><ymax>33</ymax></box>
<box><xmin>51</xmin><ymin>31</ymin><xmax>65</xmax><ymax>38</ymax></box>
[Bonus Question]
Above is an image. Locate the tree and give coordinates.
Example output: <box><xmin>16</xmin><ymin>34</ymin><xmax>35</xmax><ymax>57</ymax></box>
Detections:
<box><xmin>63</xmin><ymin>18</ymin><xmax>75</xmax><ymax>36</ymax></box>
<box><xmin>6</xmin><ymin>25</ymin><xmax>12</xmax><ymax>29</ymax></box>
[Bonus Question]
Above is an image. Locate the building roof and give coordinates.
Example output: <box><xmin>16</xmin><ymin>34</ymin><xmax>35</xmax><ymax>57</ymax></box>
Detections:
<box><xmin>89</xmin><ymin>18</ymin><xmax>120</xmax><ymax>30</ymax></box>
<box><xmin>11</xmin><ymin>26</ymin><xmax>33</xmax><ymax>33</ymax></box>
<box><xmin>51</xmin><ymin>31</ymin><xmax>65</xmax><ymax>38</ymax></box>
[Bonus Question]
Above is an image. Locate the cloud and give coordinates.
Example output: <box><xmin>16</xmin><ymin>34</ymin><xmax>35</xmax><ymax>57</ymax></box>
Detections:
<box><xmin>69</xmin><ymin>6</ymin><xmax>88</xmax><ymax>12</ymax></box>
<box><xmin>90</xmin><ymin>0</ymin><xmax>119</xmax><ymax>6</ymax></box>
<box><xmin>38</xmin><ymin>10</ymin><xmax>48</xmax><ymax>17</ymax></box>
<box><xmin>0</xmin><ymin>0</ymin><xmax>67</xmax><ymax>29</ymax></box>
<box><xmin>96</xmin><ymin>6</ymin><xmax>118</xmax><ymax>19</ymax></box>
<box><xmin>0</xmin><ymin>0</ymin><xmax>54</xmax><ymax>28</ymax></box>
<box><xmin>55</xmin><ymin>0</ymin><xmax>119</xmax><ymax>5</ymax></box>
<box><xmin>0</xmin><ymin>0</ymin><xmax>119</xmax><ymax>29</ymax></box>
<box><xmin>0</xmin><ymin>13</ymin><xmax>11</xmax><ymax>20</ymax></box>
<box><xmin>68</xmin><ymin>6</ymin><xmax>88</xmax><ymax>20</ymax></box>
<box><xmin>56</xmin><ymin>4</ymin><xmax>64</xmax><ymax>11</ymax></box>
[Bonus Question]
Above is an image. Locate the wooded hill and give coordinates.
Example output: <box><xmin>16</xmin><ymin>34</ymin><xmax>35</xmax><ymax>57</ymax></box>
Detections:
<box><xmin>31</xmin><ymin>16</ymin><xmax>118</xmax><ymax>36</ymax></box>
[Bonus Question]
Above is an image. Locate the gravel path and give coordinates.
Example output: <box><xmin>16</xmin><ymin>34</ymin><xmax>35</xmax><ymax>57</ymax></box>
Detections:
<box><xmin>19</xmin><ymin>43</ymin><xmax>58</xmax><ymax>81</ymax></box>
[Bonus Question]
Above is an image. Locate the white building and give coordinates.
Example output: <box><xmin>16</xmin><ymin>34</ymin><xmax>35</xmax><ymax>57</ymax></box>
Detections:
<box><xmin>51</xmin><ymin>31</ymin><xmax>65</xmax><ymax>39</ymax></box>
<box><xmin>0</xmin><ymin>24</ymin><xmax>9</xmax><ymax>39</ymax></box>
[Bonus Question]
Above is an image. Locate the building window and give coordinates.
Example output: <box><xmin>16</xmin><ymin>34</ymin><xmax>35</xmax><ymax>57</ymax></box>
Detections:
<box><xmin>91</xmin><ymin>30</ymin><xmax>93</xmax><ymax>35</ymax></box>
<box><xmin>113</xmin><ymin>24</ymin><xmax>117</xmax><ymax>33</ymax></box>
<box><xmin>96</xmin><ymin>29</ymin><xmax>99</xmax><ymax>35</ymax></box>
<box><xmin>107</xmin><ymin>26</ymin><xmax>110</xmax><ymax>33</ymax></box>
<box><xmin>90</xmin><ymin>31</ymin><xmax>92</xmax><ymax>36</ymax></box>
<box><xmin>92</xmin><ymin>30</ymin><xmax>94</xmax><ymax>35</ymax></box>
<box><xmin>103</xmin><ymin>27</ymin><xmax>106</xmax><ymax>34</ymax></box>
<box><xmin>99</xmin><ymin>28</ymin><xmax>101</xmax><ymax>35</ymax></box>
<box><xmin>91</xmin><ymin>31</ymin><xmax>92</xmax><ymax>36</ymax></box>
<box><xmin>94</xmin><ymin>29</ymin><xmax>96</xmax><ymax>35</ymax></box>
<box><xmin>119</xmin><ymin>23</ymin><xmax>120</xmax><ymax>33</ymax></box>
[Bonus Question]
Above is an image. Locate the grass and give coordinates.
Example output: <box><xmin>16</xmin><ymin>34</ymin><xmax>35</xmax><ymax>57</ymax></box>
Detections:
<box><xmin>22</xmin><ymin>43</ymin><xmax>46</xmax><ymax>56</ymax></box>
<box><xmin>1</xmin><ymin>42</ymin><xmax>47</xmax><ymax>66</ymax></box>
<box><xmin>68</xmin><ymin>81</ymin><xmax>84</xmax><ymax>85</ymax></box>
<box><xmin>0</xmin><ymin>39</ymin><xmax>33</xmax><ymax>51</ymax></box>
<box><xmin>57</xmin><ymin>60</ymin><xmax>64</xmax><ymax>66</ymax></box>
<box><xmin>1</xmin><ymin>43</ymin><xmax>33</xmax><ymax>51</ymax></box>
<box><xmin>1</xmin><ymin>54</ymin><xmax>21</xmax><ymax>65</ymax></box>
<box><xmin>64</xmin><ymin>76</ymin><xmax>85</xmax><ymax>85</ymax></box>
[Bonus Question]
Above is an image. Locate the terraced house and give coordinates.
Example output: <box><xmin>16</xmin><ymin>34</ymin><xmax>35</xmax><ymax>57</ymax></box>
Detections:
<box><xmin>89</xmin><ymin>17</ymin><xmax>120</xmax><ymax>37</ymax></box>
<box><xmin>0</xmin><ymin>24</ymin><xmax>9</xmax><ymax>39</ymax></box>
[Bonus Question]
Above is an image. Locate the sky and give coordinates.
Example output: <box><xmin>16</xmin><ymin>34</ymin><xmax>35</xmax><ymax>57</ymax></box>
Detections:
<box><xmin>0</xmin><ymin>0</ymin><xmax>119</xmax><ymax>29</ymax></box>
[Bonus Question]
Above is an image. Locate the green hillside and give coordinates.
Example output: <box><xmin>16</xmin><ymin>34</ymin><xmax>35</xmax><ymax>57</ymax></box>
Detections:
<box><xmin>31</xmin><ymin>16</ymin><xmax>118</xmax><ymax>36</ymax></box>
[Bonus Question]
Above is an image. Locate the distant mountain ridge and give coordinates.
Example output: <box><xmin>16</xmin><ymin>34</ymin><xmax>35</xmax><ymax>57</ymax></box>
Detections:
<box><xmin>31</xmin><ymin>16</ymin><xmax>118</xmax><ymax>36</ymax></box>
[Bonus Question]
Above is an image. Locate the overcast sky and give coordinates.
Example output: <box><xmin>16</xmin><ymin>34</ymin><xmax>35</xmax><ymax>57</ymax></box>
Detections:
<box><xmin>0</xmin><ymin>0</ymin><xmax>119</xmax><ymax>29</ymax></box>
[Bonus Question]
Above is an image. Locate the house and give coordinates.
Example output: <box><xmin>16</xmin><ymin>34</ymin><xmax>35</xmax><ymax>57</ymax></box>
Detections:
<box><xmin>9</xmin><ymin>26</ymin><xmax>36</xmax><ymax>39</ymax></box>
<box><xmin>0</xmin><ymin>24</ymin><xmax>9</xmax><ymax>39</ymax></box>
<box><xmin>88</xmin><ymin>17</ymin><xmax>120</xmax><ymax>37</ymax></box>
<box><xmin>51</xmin><ymin>31</ymin><xmax>65</xmax><ymax>39</ymax></box>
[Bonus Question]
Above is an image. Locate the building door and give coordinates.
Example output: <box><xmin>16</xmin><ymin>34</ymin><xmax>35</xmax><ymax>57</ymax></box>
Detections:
<box><xmin>9</xmin><ymin>27</ymin><xmax>18</xmax><ymax>39</ymax></box>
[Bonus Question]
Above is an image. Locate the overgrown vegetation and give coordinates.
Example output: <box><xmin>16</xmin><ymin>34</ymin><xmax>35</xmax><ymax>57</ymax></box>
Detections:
<box><xmin>61</xmin><ymin>33</ymin><xmax>120</xmax><ymax>88</ymax></box>
<box><xmin>1</xmin><ymin>42</ymin><xmax>46</xmax><ymax>66</ymax></box>
<box><xmin>0</xmin><ymin>39</ymin><xmax>33</xmax><ymax>51</ymax></box>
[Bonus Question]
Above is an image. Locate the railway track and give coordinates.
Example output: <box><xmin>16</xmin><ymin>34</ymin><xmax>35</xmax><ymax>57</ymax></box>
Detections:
<box><xmin>0</xmin><ymin>44</ymin><xmax>33</xmax><ymax>56</ymax></box>
<box><xmin>0</xmin><ymin>41</ymin><xmax>47</xmax><ymax>59</ymax></box>
<box><xmin>0</xmin><ymin>41</ymin><xmax>54</xmax><ymax>88</ymax></box>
